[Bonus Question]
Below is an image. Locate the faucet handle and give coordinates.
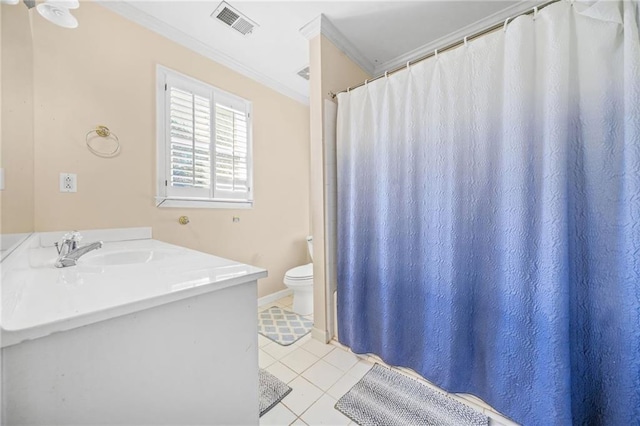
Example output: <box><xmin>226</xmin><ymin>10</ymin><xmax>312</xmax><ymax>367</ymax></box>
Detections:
<box><xmin>56</xmin><ymin>231</ymin><xmax>82</xmax><ymax>254</ymax></box>
<box><xmin>64</xmin><ymin>230</ymin><xmax>83</xmax><ymax>242</ymax></box>
<box><xmin>67</xmin><ymin>231</ymin><xmax>82</xmax><ymax>241</ymax></box>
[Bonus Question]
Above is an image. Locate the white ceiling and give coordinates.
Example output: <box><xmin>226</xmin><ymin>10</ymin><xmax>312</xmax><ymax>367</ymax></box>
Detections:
<box><xmin>101</xmin><ymin>1</ymin><xmax>540</xmax><ymax>104</ymax></box>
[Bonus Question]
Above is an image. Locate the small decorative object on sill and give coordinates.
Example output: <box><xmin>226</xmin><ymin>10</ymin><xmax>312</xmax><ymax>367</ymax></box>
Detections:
<box><xmin>86</xmin><ymin>125</ymin><xmax>120</xmax><ymax>158</ymax></box>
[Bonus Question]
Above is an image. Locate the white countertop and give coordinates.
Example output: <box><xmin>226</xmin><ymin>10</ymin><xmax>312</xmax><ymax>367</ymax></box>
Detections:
<box><xmin>1</xmin><ymin>230</ymin><xmax>267</xmax><ymax>347</ymax></box>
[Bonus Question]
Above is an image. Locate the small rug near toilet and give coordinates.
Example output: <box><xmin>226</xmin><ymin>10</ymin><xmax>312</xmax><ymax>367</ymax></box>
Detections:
<box><xmin>258</xmin><ymin>306</ymin><xmax>313</xmax><ymax>346</ymax></box>
<box><xmin>259</xmin><ymin>368</ymin><xmax>292</xmax><ymax>417</ymax></box>
<box><xmin>335</xmin><ymin>364</ymin><xmax>489</xmax><ymax>426</ymax></box>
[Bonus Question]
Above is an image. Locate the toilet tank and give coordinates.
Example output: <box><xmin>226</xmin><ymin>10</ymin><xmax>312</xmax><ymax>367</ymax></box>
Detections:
<box><xmin>306</xmin><ymin>236</ymin><xmax>313</xmax><ymax>261</ymax></box>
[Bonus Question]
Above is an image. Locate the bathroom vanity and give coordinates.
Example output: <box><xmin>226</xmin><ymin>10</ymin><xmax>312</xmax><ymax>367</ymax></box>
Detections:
<box><xmin>1</xmin><ymin>228</ymin><xmax>267</xmax><ymax>425</ymax></box>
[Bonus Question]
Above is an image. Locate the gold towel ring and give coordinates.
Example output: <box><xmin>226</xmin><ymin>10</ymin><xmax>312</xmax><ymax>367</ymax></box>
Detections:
<box><xmin>86</xmin><ymin>125</ymin><xmax>120</xmax><ymax>158</ymax></box>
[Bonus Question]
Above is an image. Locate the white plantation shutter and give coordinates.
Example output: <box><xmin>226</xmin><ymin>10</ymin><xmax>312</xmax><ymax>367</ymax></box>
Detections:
<box><xmin>214</xmin><ymin>98</ymin><xmax>250</xmax><ymax>199</ymax></box>
<box><xmin>167</xmin><ymin>86</ymin><xmax>212</xmax><ymax>198</ymax></box>
<box><xmin>159</xmin><ymin>67</ymin><xmax>252</xmax><ymax>206</ymax></box>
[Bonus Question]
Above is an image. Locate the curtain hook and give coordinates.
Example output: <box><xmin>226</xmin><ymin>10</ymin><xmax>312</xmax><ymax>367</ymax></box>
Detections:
<box><xmin>503</xmin><ymin>17</ymin><xmax>510</xmax><ymax>32</ymax></box>
<box><xmin>347</xmin><ymin>87</ymin><xmax>350</xmax><ymax>93</ymax></box>
<box><xmin>406</xmin><ymin>61</ymin><xmax>410</xmax><ymax>69</ymax></box>
<box><xmin>464</xmin><ymin>36</ymin><xmax>468</xmax><ymax>47</ymax></box>
<box><xmin>434</xmin><ymin>49</ymin><xmax>438</xmax><ymax>58</ymax></box>
<box><xmin>364</xmin><ymin>79</ymin><xmax>368</xmax><ymax>86</ymax></box>
<box><xmin>533</xmin><ymin>6</ymin><xmax>538</xmax><ymax>20</ymax></box>
<box><xmin>385</xmin><ymin>71</ymin><xmax>389</xmax><ymax>78</ymax></box>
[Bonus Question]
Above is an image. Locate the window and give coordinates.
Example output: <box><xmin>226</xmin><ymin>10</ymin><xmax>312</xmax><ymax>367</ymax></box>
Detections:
<box><xmin>156</xmin><ymin>65</ymin><xmax>253</xmax><ymax>208</ymax></box>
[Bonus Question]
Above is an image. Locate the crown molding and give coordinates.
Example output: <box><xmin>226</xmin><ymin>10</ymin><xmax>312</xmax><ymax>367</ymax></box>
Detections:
<box><xmin>373</xmin><ymin>0</ymin><xmax>546</xmax><ymax>76</ymax></box>
<box><xmin>97</xmin><ymin>1</ymin><xmax>309</xmax><ymax>105</ymax></box>
<box><xmin>299</xmin><ymin>14</ymin><xmax>322</xmax><ymax>40</ymax></box>
<box><xmin>300</xmin><ymin>14</ymin><xmax>375</xmax><ymax>76</ymax></box>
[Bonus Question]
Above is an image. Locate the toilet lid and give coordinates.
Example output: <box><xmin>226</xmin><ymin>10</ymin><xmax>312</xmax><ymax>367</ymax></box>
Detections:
<box><xmin>285</xmin><ymin>263</ymin><xmax>313</xmax><ymax>280</ymax></box>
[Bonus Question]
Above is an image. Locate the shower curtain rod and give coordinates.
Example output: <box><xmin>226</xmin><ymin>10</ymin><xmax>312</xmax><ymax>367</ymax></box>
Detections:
<box><xmin>329</xmin><ymin>0</ymin><xmax>562</xmax><ymax>99</ymax></box>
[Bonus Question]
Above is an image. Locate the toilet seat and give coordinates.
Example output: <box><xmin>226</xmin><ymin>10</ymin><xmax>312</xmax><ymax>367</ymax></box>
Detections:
<box><xmin>284</xmin><ymin>263</ymin><xmax>313</xmax><ymax>292</ymax></box>
<box><xmin>284</xmin><ymin>263</ymin><xmax>313</xmax><ymax>281</ymax></box>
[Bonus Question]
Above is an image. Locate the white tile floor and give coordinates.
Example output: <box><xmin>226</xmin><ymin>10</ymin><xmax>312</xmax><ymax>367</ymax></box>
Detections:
<box><xmin>258</xmin><ymin>297</ymin><xmax>519</xmax><ymax>426</ymax></box>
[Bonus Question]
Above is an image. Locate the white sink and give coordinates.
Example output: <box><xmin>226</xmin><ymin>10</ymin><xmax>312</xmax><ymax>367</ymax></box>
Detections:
<box><xmin>79</xmin><ymin>249</ymin><xmax>180</xmax><ymax>266</ymax></box>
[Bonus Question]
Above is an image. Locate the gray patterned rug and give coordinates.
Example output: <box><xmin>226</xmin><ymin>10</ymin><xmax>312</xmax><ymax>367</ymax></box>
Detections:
<box><xmin>335</xmin><ymin>364</ymin><xmax>489</xmax><ymax>426</ymax></box>
<box><xmin>259</xmin><ymin>368</ymin><xmax>292</xmax><ymax>417</ymax></box>
<box><xmin>258</xmin><ymin>306</ymin><xmax>313</xmax><ymax>346</ymax></box>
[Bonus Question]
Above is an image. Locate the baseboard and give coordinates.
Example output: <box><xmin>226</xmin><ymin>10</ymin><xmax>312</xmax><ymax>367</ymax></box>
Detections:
<box><xmin>257</xmin><ymin>288</ymin><xmax>293</xmax><ymax>308</ymax></box>
<box><xmin>311</xmin><ymin>327</ymin><xmax>330</xmax><ymax>343</ymax></box>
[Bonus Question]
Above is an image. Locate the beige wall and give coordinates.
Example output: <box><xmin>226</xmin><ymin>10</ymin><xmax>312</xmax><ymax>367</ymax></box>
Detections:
<box><xmin>309</xmin><ymin>35</ymin><xmax>370</xmax><ymax>340</ymax></box>
<box><xmin>1</xmin><ymin>4</ymin><xmax>35</xmax><ymax>234</ymax></box>
<box><xmin>30</xmin><ymin>3</ymin><xmax>310</xmax><ymax>297</ymax></box>
<box><xmin>319</xmin><ymin>36</ymin><xmax>372</xmax><ymax>102</ymax></box>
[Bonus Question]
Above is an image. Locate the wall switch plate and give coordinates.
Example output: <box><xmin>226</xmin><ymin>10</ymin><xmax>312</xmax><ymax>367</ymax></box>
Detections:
<box><xmin>0</xmin><ymin>168</ymin><xmax>4</xmax><ymax>191</ymax></box>
<box><xmin>60</xmin><ymin>173</ymin><xmax>77</xmax><ymax>193</ymax></box>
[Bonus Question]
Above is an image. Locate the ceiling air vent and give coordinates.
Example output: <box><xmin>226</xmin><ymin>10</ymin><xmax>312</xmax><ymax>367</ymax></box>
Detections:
<box><xmin>211</xmin><ymin>2</ymin><xmax>258</xmax><ymax>36</ymax></box>
<box><xmin>297</xmin><ymin>66</ymin><xmax>310</xmax><ymax>81</ymax></box>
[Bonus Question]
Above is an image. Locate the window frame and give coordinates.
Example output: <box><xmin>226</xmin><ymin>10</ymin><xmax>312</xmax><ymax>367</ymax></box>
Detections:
<box><xmin>156</xmin><ymin>65</ymin><xmax>254</xmax><ymax>209</ymax></box>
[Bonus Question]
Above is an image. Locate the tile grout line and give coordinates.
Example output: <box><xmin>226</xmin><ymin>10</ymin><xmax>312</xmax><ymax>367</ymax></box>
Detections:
<box><xmin>283</xmin><ymin>345</ymin><xmax>357</xmax><ymax>425</ymax></box>
<box><xmin>268</xmin><ymin>338</ymin><xmax>355</xmax><ymax>422</ymax></box>
<box><xmin>264</xmin><ymin>327</ymin><xmax>327</xmax><ymax>420</ymax></box>
<box><xmin>279</xmin><ymin>349</ymin><xmax>327</xmax><ymax>421</ymax></box>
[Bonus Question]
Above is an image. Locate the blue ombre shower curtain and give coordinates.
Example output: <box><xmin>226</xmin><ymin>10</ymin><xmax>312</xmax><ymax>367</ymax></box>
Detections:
<box><xmin>336</xmin><ymin>1</ymin><xmax>640</xmax><ymax>424</ymax></box>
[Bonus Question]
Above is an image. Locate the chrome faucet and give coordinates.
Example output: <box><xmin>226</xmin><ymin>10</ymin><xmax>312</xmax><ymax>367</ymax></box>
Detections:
<box><xmin>54</xmin><ymin>231</ymin><xmax>103</xmax><ymax>268</ymax></box>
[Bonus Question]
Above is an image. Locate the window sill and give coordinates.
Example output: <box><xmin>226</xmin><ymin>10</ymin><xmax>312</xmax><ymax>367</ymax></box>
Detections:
<box><xmin>155</xmin><ymin>197</ymin><xmax>253</xmax><ymax>209</ymax></box>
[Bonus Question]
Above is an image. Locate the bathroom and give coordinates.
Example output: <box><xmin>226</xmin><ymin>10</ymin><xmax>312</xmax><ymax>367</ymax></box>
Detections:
<box><xmin>1</xmin><ymin>0</ymin><xmax>638</xmax><ymax>425</ymax></box>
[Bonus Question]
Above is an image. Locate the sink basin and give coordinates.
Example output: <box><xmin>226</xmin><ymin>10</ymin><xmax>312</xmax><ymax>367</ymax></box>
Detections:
<box><xmin>79</xmin><ymin>249</ymin><xmax>181</xmax><ymax>266</ymax></box>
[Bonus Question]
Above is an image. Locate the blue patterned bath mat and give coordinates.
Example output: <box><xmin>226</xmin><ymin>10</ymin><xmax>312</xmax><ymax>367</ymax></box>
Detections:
<box><xmin>258</xmin><ymin>306</ymin><xmax>313</xmax><ymax>346</ymax></box>
<box><xmin>336</xmin><ymin>364</ymin><xmax>489</xmax><ymax>426</ymax></box>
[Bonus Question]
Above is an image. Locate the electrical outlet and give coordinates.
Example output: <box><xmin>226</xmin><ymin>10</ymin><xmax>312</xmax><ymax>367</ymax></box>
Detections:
<box><xmin>59</xmin><ymin>173</ymin><xmax>77</xmax><ymax>193</ymax></box>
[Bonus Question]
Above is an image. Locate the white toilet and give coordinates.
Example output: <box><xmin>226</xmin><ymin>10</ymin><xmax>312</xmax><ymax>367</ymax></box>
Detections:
<box><xmin>284</xmin><ymin>236</ymin><xmax>314</xmax><ymax>316</ymax></box>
